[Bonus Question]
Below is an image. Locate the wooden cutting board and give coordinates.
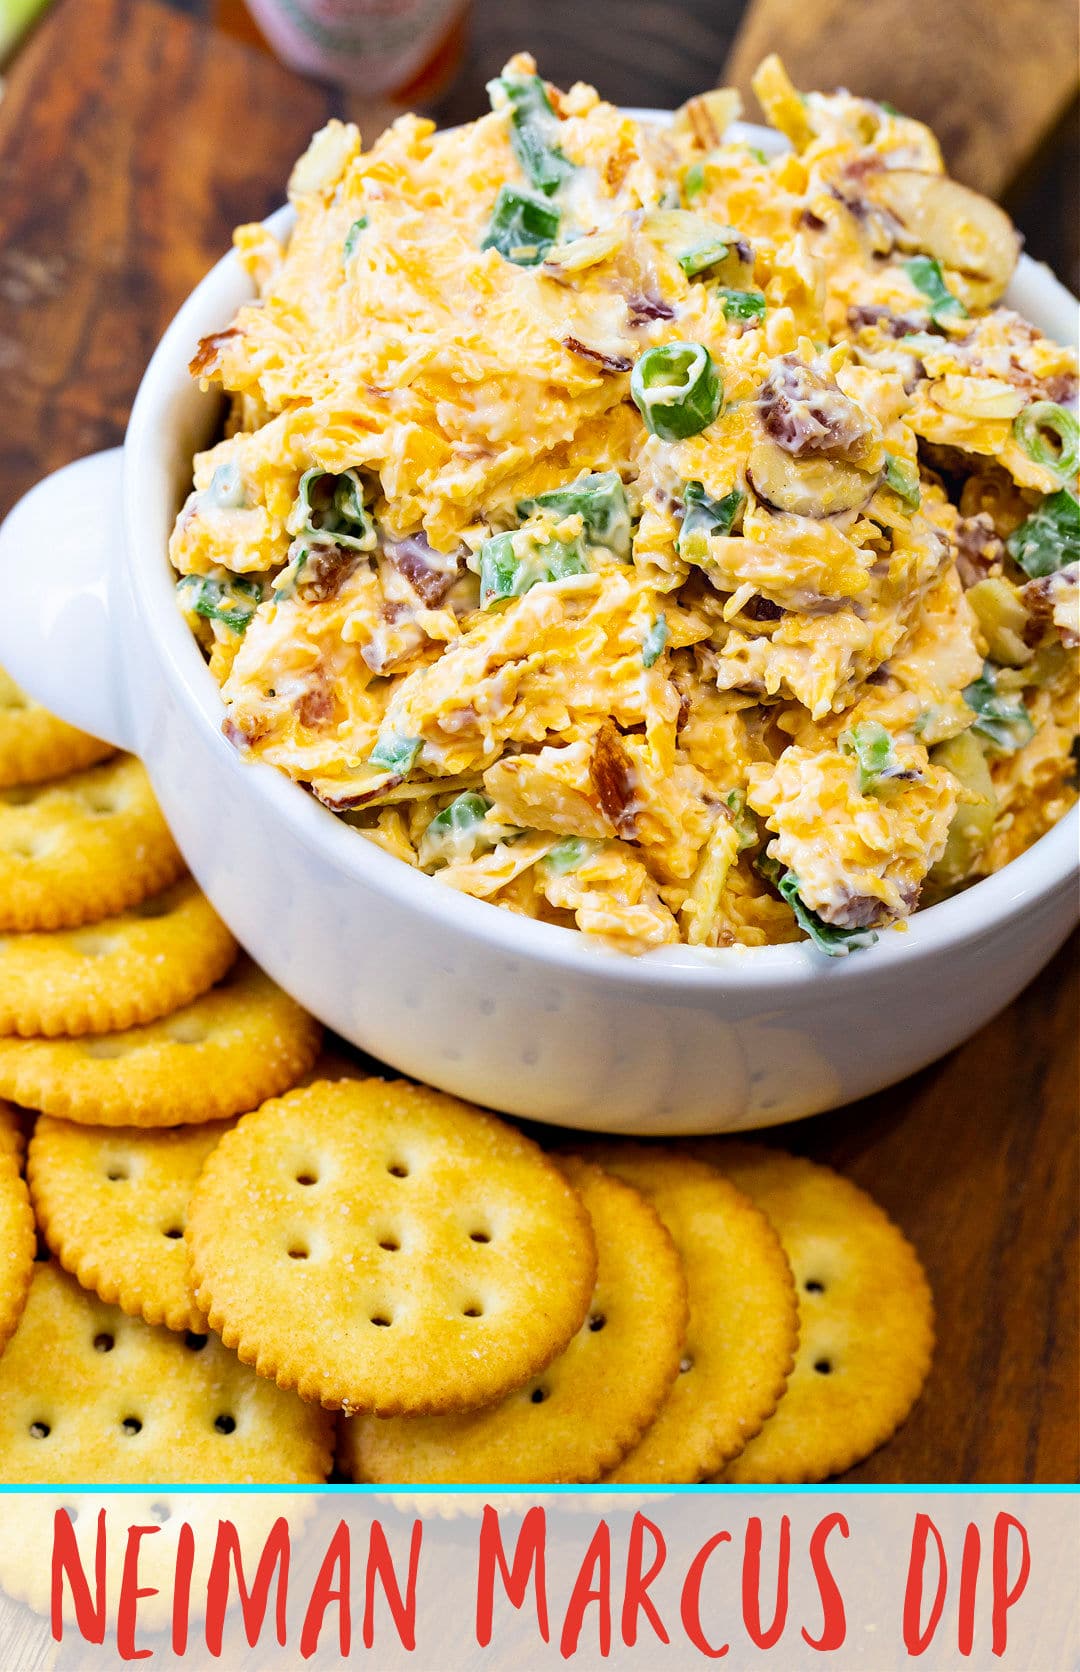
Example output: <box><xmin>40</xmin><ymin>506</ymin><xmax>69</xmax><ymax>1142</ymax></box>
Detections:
<box><xmin>0</xmin><ymin>0</ymin><xmax>1076</xmax><ymax>1490</ymax></box>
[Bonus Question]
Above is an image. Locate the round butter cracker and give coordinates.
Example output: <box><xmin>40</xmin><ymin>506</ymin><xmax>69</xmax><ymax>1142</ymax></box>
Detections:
<box><xmin>0</xmin><ymin>1262</ymin><xmax>333</xmax><ymax>1483</ymax></box>
<box><xmin>343</xmin><ymin>1157</ymin><xmax>688</xmax><ymax>1483</ymax></box>
<box><xmin>580</xmin><ymin>1145</ymin><xmax>798</xmax><ymax>1484</ymax></box>
<box><xmin>0</xmin><ymin>755</ymin><xmax>184</xmax><ymax>932</ymax></box>
<box><xmin>693</xmin><ymin>1143</ymin><xmax>935</xmax><ymax>1484</ymax></box>
<box><xmin>187</xmin><ymin>1078</ymin><xmax>598</xmax><ymax>1416</ymax></box>
<box><xmin>0</xmin><ymin>958</ymin><xmax>322</xmax><ymax>1126</ymax></box>
<box><xmin>28</xmin><ymin>1116</ymin><xmax>234</xmax><ymax>1333</ymax></box>
<box><xmin>0</xmin><ymin>875</ymin><xmax>238</xmax><ymax>1037</ymax></box>
<box><xmin>0</xmin><ymin>1135</ymin><xmax>35</xmax><ymax>1355</ymax></box>
<box><xmin>0</xmin><ymin>1097</ymin><xmax>29</xmax><ymax>1160</ymax></box>
<box><xmin>0</xmin><ymin>667</ymin><xmax>113</xmax><ymax>789</ymax></box>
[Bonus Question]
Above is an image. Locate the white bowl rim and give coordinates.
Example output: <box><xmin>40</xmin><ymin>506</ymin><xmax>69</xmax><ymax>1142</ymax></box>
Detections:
<box><xmin>124</xmin><ymin>113</ymin><xmax>1080</xmax><ymax>994</ymax></box>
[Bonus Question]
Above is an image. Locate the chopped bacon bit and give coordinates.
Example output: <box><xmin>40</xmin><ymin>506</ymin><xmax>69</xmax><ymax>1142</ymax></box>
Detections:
<box><xmin>296</xmin><ymin>683</ymin><xmax>334</xmax><ymax>729</ymax></box>
<box><xmin>603</xmin><ymin>146</ymin><xmax>633</xmax><ymax>193</ymax></box>
<box><xmin>298</xmin><ymin>543</ymin><xmax>359</xmax><ymax>602</ymax></box>
<box><xmin>675</xmin><ymin>690</ymin><xmax>692</xmax><ymax>733</ymax></box>
<box><xmin>757</xmin><ymin>355</ymin><xmax>873</xmax><ymax>457</ymax></box>
<box><xmin>385</xmin><ymin>534</ymin><xmax>460</xmax><ymax>607</ymax></box>
<box><xmin>189</xmin><ymin>327</ymin><xmax>241</xmax><ymax>379</ymax></box>
<box><xmin>590</xmin><ymin>721</ymin><xmax>639</xmax><ymax>839</ymax></box>
<box><xmin>1023</xmin><ymin>565</ymin><xmax>1080</xmax><ymax>648</ymax></box>
<box><xmin>1042</xmin><ymin>372</ymin><xmax>1079</xmax><ymax>407</ymax></box>
<box><xmin>314</xmin><ymin>776</ymin><xmax>403</xmax><ymax>811</ymax></box>
<box><xmin>799</xmin><ymin>209</ymin><xmax>826</xmax><ymax>232</ymax></box>
<box><xmin>742</xmin><ymin>595</ymin><xmax>784</xmax><ymax>622</ymax></box>
<box><xmin>846</xmin><ymin>303</ymin><xmax>922</xmax><ymax>338</ymax></box>
<box><xmin>843</xmin><ymin>154</ymin><xmax>884</xmax><ymax>184</ymax></box>
<box><xmin>563</xmin><ymin>336</ymin><xmax>633</xmax><ymax>374</ymax></box>
<box><xmin>222</xmin><ymin>714</ymin><xmax>268</xmax><ymax>748</ymax></box>
<box><xmin>627</xmin><ymin>294</ymin><xmax>675</xmax><ymax>326</ymax></box>
<box><xmin>823</xmin><ymin>891</ymin><xmax>890</xmax><ymax>929</ymax></box>
<box><xmin>440</xmin><ymin>704</ymin><xmax>479</xmax><ymax>735</ymax></box>
<box><xmin>954</xmin><ymin>512</ymin><xmax>1005</xmax><ymax>588</ymax></box>
<box><xmin>822</xmin><ymin>879</ymin><xmax>919</xmax><ymax>930</ymax></box>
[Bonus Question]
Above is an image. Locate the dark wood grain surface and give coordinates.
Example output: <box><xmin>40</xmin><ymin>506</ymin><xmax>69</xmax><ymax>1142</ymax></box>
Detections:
<box><xmin>0</xmin><ymin>0</ymin><xmax>1076</xmax><ymax>1485</ymax></box>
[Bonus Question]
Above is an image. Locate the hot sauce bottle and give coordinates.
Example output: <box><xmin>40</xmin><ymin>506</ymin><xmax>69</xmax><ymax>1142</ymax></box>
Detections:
<box><xmin>225</xmin><ymin>0</ymin><xmax>469</xmax><ymax>101</ymax></box>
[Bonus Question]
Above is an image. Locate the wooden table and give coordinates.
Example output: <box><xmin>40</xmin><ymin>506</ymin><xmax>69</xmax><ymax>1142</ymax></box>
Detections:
<box><xmin>0</xmin><ymin>0</ymin><xmax>1076</xmax><ymax>1485</ymax></box>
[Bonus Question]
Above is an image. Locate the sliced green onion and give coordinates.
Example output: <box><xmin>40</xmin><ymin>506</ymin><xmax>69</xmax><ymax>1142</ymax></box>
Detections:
<box><xmin>678</xmin><ymin>237</ymin><xmax>733</xmax><ymax>278</ymax></box>
<box><xmin>961</xmin><ymin>662</ymin><xmax>1035</xmax><ymax>754</ymax></box>
<box><xmin>676</xmin><ymin>481</ymin><xmax>744</xmax><ymax>562</ymax></box>
<box><xmin>489</xmin><ymin>72</ymin><xmax>573</xmax><ymax>197</ymax></box>
<box><xmin>342</xmin><ymin>216</ymin><xmax>368</xmax><ymax>262</ymax></box>
<box><xmin>724</xmin><ymin>788</ymin><xmax>758</xmax><ymax>851</ymax></box>
<box><xmin>883</xmin><ymin>454</ymin><xmax>921</xmax><ymax>508</ymax></box>
<box><xmin>205</xmin><ymin>462</ymin><xmax>247</xmax><ymax>510</ymax></box>
<box><xmin>418</xmin><ymin>792</ymin><xmax>498</xmax><ymax>869</ymax></box>
<box><xmin>682</xmin><ymin>162</ymin><xmax>706</xmax><ymax>202</ymax></box>
<box><xmin>517</xmin><ymin>471</ymin><xmax>630</xmax><ymax>558</ymax></box>
<box><xmin>757</xmin><ymin>855</ymin><xmax>879</xmax><ymax>955</ymax></box>
<box><xmin>176</xmin><ymin>573</ymin><xmax>262</xmax><ymax>634</ymax></box>
<box><xmin>640</xmin><ymin>211</ymin><xmax>751</xmax><ymax>285</ymax></box>
<box><xmin>904</xmin><ymin>255</ymin><xmax>967</xmax><ymax>323</ymax></box>
<box><xmin>718</xmin><ymin>288</ymin><xmax>766</xmax><ymax>323</ymax></box>
<box><xmin>747</xmin><ymin>145</ymin><xmax>769</xmax><ymax>165</ymax></box>
<box><xmin>839</xmin><ymin>721</ymin><xmax>912</xmax><ymax>794</ymax></box>
<box><xmin>478</xmin><ymin>531</ymin><xmax>588</xmax><ymax>609</ymax></box>
<box><xmin>641</xmin><ymin>615</ymin><xmax>669</xmax><ymax>668</ymax></box>
<box><xmin>630</xmin><ymin>342</ymin><xmax>721</xmax><ymax>442</ymax></box>
<box><xmin>544</xmin><ymin>836</ymin><xmax>599</xmax><ymax>874</ymax></box>
<box><xmin>1013</xmin><ymin>402</ymin><xmax>1079</xmax><ymax>486</ymax></box>
<box><xmin>368</xmin><ymin>732</ymin><xmax>422</xmax><ymax>775</ymax></box>
<box><xmin>879</xmin><ymin>100</ymin><xmax>902</xmax><ymax>117</ymax></box>
<box><xmin>1007</xmin><ymin>488</ymin><xmax>1080</xmax><ymax>579</ymax></box>
<box><xmin>290</xmin><ymin>468</ymin><xmax>376</xmax><ymax>551</ymax></box>
<box><xmin>481</xmin><ymin>186</ymin><xmax>560</xmax><ymax>266</ymax></box>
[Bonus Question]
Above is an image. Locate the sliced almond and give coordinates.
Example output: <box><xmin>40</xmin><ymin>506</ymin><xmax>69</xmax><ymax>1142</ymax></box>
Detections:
<box><xmin>867</xmin><ymin>170</ymin><xmax>1019</xmax><ymax>309</ymax></box>
<box><xmin>671</xmin><ymin>88</ymin><xmax>742</xmax><ymax>149</ymax></box>
<box><xmin>748</xmin><ymin>440</ymin><xmax>880</xmax><ymax>518</ymax></box>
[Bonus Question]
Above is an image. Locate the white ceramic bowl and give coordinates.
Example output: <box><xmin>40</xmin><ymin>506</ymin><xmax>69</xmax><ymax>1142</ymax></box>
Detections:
<box><xmin>1</xmin><ymin>118</ymin><xmax>1076</xmax><ymax>1134</ymax></box>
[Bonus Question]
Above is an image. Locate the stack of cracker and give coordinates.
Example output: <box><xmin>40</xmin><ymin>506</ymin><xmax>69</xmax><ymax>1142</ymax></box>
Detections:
<box><xmin>0</xmin><ymin>680</ymin><xmax>934</xmax><ymax>1486</ymax></box>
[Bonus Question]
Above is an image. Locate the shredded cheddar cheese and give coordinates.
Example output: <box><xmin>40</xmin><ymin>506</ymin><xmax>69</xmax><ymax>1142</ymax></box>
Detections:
<box><xmin>171</xmin><ymin>53</ymin><xmax>1078</xmax><ymax>955</ymax></box>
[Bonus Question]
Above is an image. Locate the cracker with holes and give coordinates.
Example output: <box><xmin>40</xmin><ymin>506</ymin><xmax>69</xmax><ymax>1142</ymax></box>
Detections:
<box><xmin>0</xmin><ymin>1134</ymin><xmax>35</xmax><ymax>1355</ymax></box>
<box><xmin>0</xmin><ymin>1262</ymin><xmax>333</xmax><ymax>1483</ymax></box>
<box><xmin>0</xmin><ymin>667</ymin><xmax>113</xmax><ymax>790</ymax></box>
<box><xmin>187</xmin><ymin>1078</ymin><xmax>598</xmax><ymax>1416</ymax></box>
<box><xmin>341</xmin><ymin>1156</ymin><xmax>689</xmax><ymax>1483</ymax></box>
<box><xmin>0</xmin><ymin>876</ymin><xmax>238</xmax><ymax>1037</ymax></box>
<box><xmin>579</xmin><ymin>1145</ymin><xmax>797</xmax><ymax>1483</ymax></box>
<box><xmin>0</xmin><ymin>755</ymin><xmax>184</xmax><ymax>932</ymax></box>
<box><xmin>28</xmin><ymin>1117</ymin><xmax>233</xmax><ymax>1333</ymax></box>
<box><xmin>0</xmin><ymin>958</ymin><xmax>321</xmax><ymax>1125</ymax></box>
<box><xmin>689</xmin><ymin>1144</ymin><xmax>934</xmax><ymax>1484</ymax></box>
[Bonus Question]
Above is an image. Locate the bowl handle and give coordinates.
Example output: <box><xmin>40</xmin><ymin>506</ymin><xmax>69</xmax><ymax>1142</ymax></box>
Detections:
<box><xmin>0</xmin><ymin>448</ymin><xmax>135</xmax><ymax>752</ymax></box>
